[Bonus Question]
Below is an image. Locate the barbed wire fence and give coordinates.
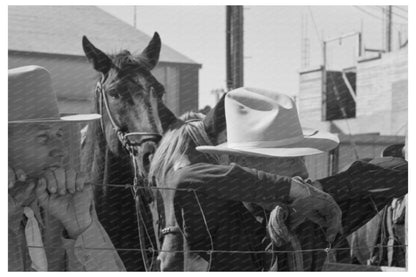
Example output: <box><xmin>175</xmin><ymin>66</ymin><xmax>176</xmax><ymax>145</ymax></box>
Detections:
<box><xmin>18</xmin><ymin>181</ymin><xmax>408</xmax><ymax>270</ymax></box>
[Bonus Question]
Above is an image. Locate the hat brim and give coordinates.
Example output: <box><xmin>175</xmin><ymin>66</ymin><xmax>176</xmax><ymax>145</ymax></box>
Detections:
<box><xmin>8</xmin><ymin>114</ymin><xmax>101</xmax><ymax>124</ymax></box>
<box><xmin>196</xmin><ymin>131</ymin><xmax>339</xmax><ymax>157</ymax></box>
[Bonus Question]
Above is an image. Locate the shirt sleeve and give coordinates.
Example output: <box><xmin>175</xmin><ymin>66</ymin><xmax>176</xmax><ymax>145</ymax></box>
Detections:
<box><xmin>61</xmin><ymin>211</ymin><xmax>126</xmax><ymax>271</ymax></box>
<box><xmin>172</xmin><ymin>163</ymin><xmax>292</xmax><ymax>204</ymax></box>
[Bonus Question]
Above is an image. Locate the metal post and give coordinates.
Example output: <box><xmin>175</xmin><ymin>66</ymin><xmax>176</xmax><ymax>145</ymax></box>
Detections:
<box><xmin>321</xmin><ymin>41</ymin><xmax>327</xmax><ymax>121</ymax></box>
<box><xmin>386</xmin><ymin>5</ymin><xmax>392</xmax><ymax>52</ymax></box>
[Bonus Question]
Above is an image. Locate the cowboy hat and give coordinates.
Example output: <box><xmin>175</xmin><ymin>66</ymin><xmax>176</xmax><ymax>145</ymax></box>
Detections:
<box><xmin>197</xmin><ymin>87</ymin><xmax>339</xmax><ymax>157</ymax></box>
<box><xmin>8</xmin><ymin>65</ymin><xmax>100</xmax><ymax>124</ymax></box>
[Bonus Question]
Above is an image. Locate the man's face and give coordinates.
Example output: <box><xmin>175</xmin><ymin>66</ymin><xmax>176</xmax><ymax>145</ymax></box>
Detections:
<box><xmin>9</xmin><ymin>123</ymin><xmax>67</xmax><ymax>178</ymax></box>
<box><xmin>227</xmin><ymin>155</ymin><xmax>309</xmax><ymax>179</ymax></box>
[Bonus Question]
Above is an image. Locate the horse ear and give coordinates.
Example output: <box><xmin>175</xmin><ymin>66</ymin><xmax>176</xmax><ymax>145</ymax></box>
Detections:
<box><xmin>139</xmin><ymin>32</ymin><xmax>161</xmax><ymax>70</ymax></box>
<box><xmin>203</xmin><ymin>93</ymin><xmax>227</xmax><ymax>144</ymax></box>
<box><xmin>82</xmin><ymin>36</ymin><xmax>112</xmax><ymax>75</ymax></box>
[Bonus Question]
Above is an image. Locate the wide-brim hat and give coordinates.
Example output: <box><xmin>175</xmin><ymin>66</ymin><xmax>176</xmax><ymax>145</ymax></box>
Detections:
<box><xmin>9</xmin><ymin>65</ymin><xmax>101</xmax><ymax>124</ymax></box>
<box><xmin>196</xmin><ymin>87</ymin><xmax>339</xmax><ymax>157</ymax></box>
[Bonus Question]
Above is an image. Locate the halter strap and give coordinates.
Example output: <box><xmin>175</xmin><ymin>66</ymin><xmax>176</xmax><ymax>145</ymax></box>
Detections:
<box><xmin>95</xmin><ymin>80</ymin><xmax>162</xmax><ymax>151</ymax></box>
<box><xmin>95</xmin><ymin>77</ymin><xmax>161</xmax><ymax>271</ymax></box>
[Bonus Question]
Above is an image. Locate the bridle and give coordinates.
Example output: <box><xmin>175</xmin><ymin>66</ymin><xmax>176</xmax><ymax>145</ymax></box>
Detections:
<box><xmin>96</xmin><ymin>79</ymin><xmax>162</xmax><ymax>155</ymax></box>
<box><xmin>95</xmin><ymin>75</ymin><xmax>162</xmax><ymax>271</ymax></box>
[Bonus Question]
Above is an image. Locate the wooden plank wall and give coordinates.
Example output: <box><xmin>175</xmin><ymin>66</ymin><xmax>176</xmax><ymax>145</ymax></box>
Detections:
<box><xmin>355</xmin><ymin>49</ymin><xmax>408</xmax><ymax>135</ymax></box>
<box><xmin>298</xmin><ymin>68</ymin><xmax>324</xmax><ymax>126</ymax></box>
<box><xmin>298</xmin><ymin>48</ymin><xmax>407</xmax><ymax>136</ymax></box>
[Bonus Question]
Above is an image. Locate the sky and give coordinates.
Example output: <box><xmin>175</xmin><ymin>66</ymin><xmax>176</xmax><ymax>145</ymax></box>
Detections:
<box><xmin>99</xmin><ymin>6</ymin><xmax>407</xmax><ymax>108</ymax></box>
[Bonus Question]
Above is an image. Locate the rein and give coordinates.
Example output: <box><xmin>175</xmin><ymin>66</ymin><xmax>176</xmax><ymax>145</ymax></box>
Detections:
<box><xmin>95</xmin><ymin>77</ymin><xmax>161</xmax><ymax>271</ymax></box>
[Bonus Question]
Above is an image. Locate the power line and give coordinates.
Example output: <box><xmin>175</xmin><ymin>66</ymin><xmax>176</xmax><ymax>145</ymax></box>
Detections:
<box><xmin>395</xmin><ymin>6</ymin><xmax>408</xmax><ymax>13</ymax></box>
<box><xmin>354</xmin><ymin>6</ymin><xmax>384</xmax><ymax>21</ymax></box>
<box><xmin>372</xmin><ymin>6</ymin><xmax>407</xmax><ymax>21</ymax></box>
<box><xmin>354</xmin><ymin>6</ymin><xmax>407</xmax><ymax>26</ymax></box>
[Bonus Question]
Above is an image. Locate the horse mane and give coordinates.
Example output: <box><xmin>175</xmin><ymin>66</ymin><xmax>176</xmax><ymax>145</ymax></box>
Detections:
<box><xmin>149</xmin><ymin>111</ymin><xmax>219</xmax><ymax>188</ymax></box>
<box><xmin>80</xmin><ymin>85</ymin><xmax>107</xmax><ymax>182</ymax></box>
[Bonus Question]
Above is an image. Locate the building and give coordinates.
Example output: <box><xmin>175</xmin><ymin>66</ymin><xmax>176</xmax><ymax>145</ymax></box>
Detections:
<box><xmin>9</xmin><ymin>6</ymin><xmax>201</xmax><ymax>116</ymax></box>
<box><xmin>298</xmin><ymin>47</ymin><xmax>407</xmax><ymax>136</ymax></box>
<box><xmin>298</xmin><ymin>46</ymin><xmax>407</xmax><ymax>179</ymax></box>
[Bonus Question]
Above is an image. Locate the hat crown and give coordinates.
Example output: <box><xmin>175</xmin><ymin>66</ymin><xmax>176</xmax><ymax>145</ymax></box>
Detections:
<box><xmin>225</xmin><ymin>87</ymin><xmax>304</xmax><ymax>147</ymax></box>
<box><xmin>9</xmin><ymin>66</ymin><xmax>60</xmax><ymax>122</ymax></box>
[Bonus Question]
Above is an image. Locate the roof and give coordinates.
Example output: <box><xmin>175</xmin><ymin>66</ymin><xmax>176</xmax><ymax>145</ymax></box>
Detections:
<box><xmin>9</xmin><ymin>6</ymin><xmax>199</xmax><ymax>65</ymax></box>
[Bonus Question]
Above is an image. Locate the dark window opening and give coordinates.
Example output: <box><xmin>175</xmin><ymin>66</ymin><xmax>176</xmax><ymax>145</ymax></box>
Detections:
<box><xmin>325</xmin><ymin>70</ymin><xmax>356</xmax><ymax>121</ymax></box>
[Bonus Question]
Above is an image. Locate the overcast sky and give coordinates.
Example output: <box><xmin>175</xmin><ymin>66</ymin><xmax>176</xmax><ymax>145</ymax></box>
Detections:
<box><xmin>100</xmin><ymin>5</ymin><xmax>408</xmax><ymax>108</ymax></box>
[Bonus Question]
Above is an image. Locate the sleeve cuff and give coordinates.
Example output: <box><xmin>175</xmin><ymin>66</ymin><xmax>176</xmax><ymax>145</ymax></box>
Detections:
<box><xmin>61</xmin><ymin>213</ymin><xmax>125</xmax><ymax>271</ymax></box>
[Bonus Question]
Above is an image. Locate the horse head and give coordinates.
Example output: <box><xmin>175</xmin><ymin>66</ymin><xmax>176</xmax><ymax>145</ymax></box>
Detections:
<box><xmin>82</xmin><ymin>32</ymin><xmax>177</xmax><ymax>178</ymax></box>
<box><xmin>149</xmin><ymin>95</ymin><xmax>227</xmax><ymax>271</ymax></box>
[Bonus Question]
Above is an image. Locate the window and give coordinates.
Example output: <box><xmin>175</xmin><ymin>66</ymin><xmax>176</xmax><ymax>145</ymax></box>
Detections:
<box><xmin>325</xmin><ymin>70</ymin><xmax>356</xmax><ymax>121</ymax></box>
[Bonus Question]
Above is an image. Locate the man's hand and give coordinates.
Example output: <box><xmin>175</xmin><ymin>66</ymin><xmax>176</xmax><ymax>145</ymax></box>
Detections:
<box><xmin>289</xmin><ymin>178</ymin><xmax>342</xmax><ymax>242</ymax></box>
<box><xmin>8</xmin><ymin>167</ymin><xmax>36</xmax><ymax>224</ymax></box>
<box><xmin>36</xmin><ymin>168</ymin><xmax>92</xmax><ymax>239</ymax></box>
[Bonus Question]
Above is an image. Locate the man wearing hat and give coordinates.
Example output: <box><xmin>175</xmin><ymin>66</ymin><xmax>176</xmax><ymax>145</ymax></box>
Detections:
<box><xmin>171</xmin><ymin>87</ymin><xmax>407</xmax><ymax>270</ymax></box>
<box><xmin>8</xmin><ymin>66</ymin><xmax>125</xmax><ymax>271</ymax></box>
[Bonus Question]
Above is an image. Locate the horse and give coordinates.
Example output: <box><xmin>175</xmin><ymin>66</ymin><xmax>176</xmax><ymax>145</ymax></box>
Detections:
<box><xmin>80</xmin><ymin>32</ymin><xmax>178</xmax><ymax>271</ymax></box>
<box><xmin>148</xmin><ymin>95</ymin><xmax>408</xmax><ymax>271</ymax></box>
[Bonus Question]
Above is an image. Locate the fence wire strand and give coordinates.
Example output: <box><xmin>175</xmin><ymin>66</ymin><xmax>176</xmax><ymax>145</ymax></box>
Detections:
<box><xmin>24</xmin><ymin>244</ymin><xmax>408</xmax><ymax>255</ymax></box>
<box><xmin>18</xmin><ymin>180</ymin><xmax>406</xmax><ymax>267</ymax></box>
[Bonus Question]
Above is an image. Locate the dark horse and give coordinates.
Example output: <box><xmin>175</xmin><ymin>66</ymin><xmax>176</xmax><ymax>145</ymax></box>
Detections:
<box><xmin>81</xmin><ymin>33</ymin><xmax>178</xmax><ymax>271</ymax></box>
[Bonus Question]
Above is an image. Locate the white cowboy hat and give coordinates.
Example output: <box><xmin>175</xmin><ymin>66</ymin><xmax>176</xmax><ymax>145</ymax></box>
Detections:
<box><xmin>8</xmin><ymin>65</ymin><xmax>100</xmax><ymax>124</ymax></box>
<box><xmin>197</xmin><ymin>87</ymin><xmax>339</xmax><ymax>157</ymax></box>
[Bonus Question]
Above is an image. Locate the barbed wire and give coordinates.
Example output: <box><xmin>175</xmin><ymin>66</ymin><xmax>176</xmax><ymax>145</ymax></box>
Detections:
<box><xmin>87</xmin><ymin>181</ymin><xmax>195</xmax><ymax>192</ymax></box>
<box><xmin>21</xmin><ymin>181</ymin><xmax>406</xmax><ymax>267</ymax></box>
<box><xmin>24</xmin><ymin>243</ymin><xmax>408</xmax><ymax>255</ymax></box>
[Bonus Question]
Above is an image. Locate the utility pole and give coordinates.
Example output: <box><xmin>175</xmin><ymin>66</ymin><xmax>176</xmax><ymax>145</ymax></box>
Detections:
<box><xmin>386</xmin><ymin>5</ymin><xmax>392</xmax><ymax>52</ymax></box>
<box><xmin>226</xmin><ymin>6</ymin><xmax>244</xmax><ymax>90</ymax></box>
